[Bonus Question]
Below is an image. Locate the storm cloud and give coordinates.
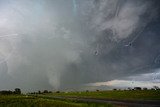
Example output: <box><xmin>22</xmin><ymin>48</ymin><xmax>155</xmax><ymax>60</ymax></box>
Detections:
<box><xmin>0</xmin><ymin>0</ymin><xmax>160</xmax><ymax>92</ymax></box>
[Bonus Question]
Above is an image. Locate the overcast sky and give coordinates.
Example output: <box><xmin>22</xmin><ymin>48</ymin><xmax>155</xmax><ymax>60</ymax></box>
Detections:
<box><xmin>0</xmin><ymin>0</ymin><xmax>160</xmax><ymax>92</ymax></box>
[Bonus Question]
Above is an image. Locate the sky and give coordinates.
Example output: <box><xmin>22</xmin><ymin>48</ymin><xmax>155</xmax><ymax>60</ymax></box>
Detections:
<box><xmin>0</xmin><ymin>0</ymin><xmax>160</xmax><ymax>92</ymax></box>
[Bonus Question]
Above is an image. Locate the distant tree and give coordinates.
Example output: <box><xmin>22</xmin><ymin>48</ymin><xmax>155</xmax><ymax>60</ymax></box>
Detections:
<box><xmin>151</xmin><ymin>88</ymin><xmax>155</xmax><ymax>90</ymax></box>
<box><xmin>48</xmin><ymin>91</ymin><xmax>52</xmax><ymax>93</ymax></box>
<box><xmin>113</xmin><ymin>89</ymin><xmax>117</xmax><ymax>91</ymax></box>
<box><xmin>56</xmin><ymin>91</ymin><xmax>60</xmax><ymax>93</ymax></box>
<box><xmin>14</xmin><ymin>88</ymin><xmax>21</xmax><ymax>94</ymax></box>
<box><xmin>128</xmin><ymin>87</ymin><xmax>132</xmax><ymax>90</ymax></box>
<box><xmin>86</xmin><ymin>90</ymin><xmax>89</xmax><ymax>92</ymax></box>
<box><xmin>143</xmin><ymin>88</ymin><xmax>148</xmax><ymax>90</ymax></box>
<box><xmin>96</xmin><ymin>90</ymin><xmax>100</xmax><ymax>92</ymax></box>
<box><xmin>0</xmin><ymin>90</ymin><xmax>13</xmax><ymax>95</ymax></box>
<box><xmin>43</xmin><ymin>90</ymin><xmax>48</xmax><ymax>93</ymax></box>
<box><xmin>134</xmin><ymin>87</ymin><xmax>141</xmax><ymax>90</ymax></box>
<box><xmin>153</xmin><ymin>86</ymin><xmax>160</xmax><ymax>90</ymax></box>
<box><xmin>38</xmin><ymin>91</ymin><xmax>41</xmax><ymax>94</ymax></box>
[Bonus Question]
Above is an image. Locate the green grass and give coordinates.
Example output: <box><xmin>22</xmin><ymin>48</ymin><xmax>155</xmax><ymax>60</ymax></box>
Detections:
<box><xmin>50</xmin><ymin>90</ymin><xmax>160</xmax><ymax>100</ymax></box>
<box><xmin>1</xmin><ymin>90</ymin><xmax>159</xmax><ymax>107</ymax></box>
<box><xmin>0</xmin><ymin>95</ymin><xmax>113</xmax><ymax>107</ymax></box>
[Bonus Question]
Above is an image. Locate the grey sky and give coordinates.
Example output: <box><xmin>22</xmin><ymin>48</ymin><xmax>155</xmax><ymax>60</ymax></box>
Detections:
<box><xmin>0</xmin><ymin>0</ymin><xmax>160</xmax><ymax>92</ymax></box>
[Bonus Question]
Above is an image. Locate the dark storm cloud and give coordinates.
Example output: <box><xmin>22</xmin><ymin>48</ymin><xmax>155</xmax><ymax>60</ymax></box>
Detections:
<box><xmin>60</xmin><ymin>0</ymin><xmax>160</xmax><ymax>89</ymax></box>
<box><xmin>0</xmin><ymin>0</ymin><xmax>160</xmax><ymax>91</ymax></box>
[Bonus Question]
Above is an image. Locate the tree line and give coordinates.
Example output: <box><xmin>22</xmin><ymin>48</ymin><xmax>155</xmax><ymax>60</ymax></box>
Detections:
<box><xmin>0</xmin><ymin>88</ymin><xmax>21</xmax><ymax>95</ymax></box>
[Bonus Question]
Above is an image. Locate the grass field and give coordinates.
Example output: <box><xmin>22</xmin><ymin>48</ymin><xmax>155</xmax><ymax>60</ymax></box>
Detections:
<box><xmin>0</xmin><ymin>90</ymin><xmax>159</xmax><ymax>107</ymax></box>
<box><xmin>0</xmin><ymin>95</ymin><xmax>113</xmax><ymax>107</ymax></box>
<box><xmin>49</xmin><ymin>90</ymin><xmax>160</xmax><ymax>100</ymax></box>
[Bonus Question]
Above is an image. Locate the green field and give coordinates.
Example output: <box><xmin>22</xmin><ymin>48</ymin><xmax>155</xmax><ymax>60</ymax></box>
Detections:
<box><xmin>49</xmin><ymin>90</ymin><xmax>160</xmax><ymax>100</ymax></box>
<box><xmin>0</xmin><ymin>95</ymin><xmax>112</xmax><ymax>107</ymax></box>
<box><xmin>0</xmin><ymin>90</ymin><xmax>160</xmax><ymax>107</ymax></box>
